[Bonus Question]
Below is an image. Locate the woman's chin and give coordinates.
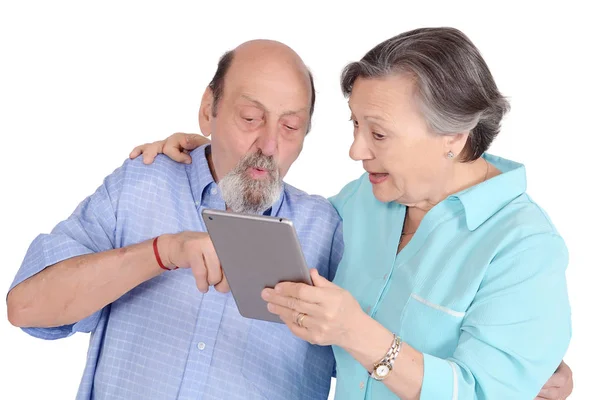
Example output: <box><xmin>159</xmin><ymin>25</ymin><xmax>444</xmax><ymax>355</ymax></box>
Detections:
<box><xmin>372</xmin><ymin>186</ymin><xmax>398</xmax><ymax>204</ymax></box>
<box><xmin>371</xmin><ymin>181</ymin><xmax>410</xmax><ymax>204</ymax></box>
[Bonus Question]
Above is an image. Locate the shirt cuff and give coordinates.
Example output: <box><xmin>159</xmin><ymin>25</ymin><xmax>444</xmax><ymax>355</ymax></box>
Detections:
<box><xmin>421</xmin><ymin>353</ymin><xmax>455</xmax><ymax>400</ymax></box>
<box><xmin>19</xmin><ymin>307</ymin><xmax>102</xmax><ymax>340</ymax></box>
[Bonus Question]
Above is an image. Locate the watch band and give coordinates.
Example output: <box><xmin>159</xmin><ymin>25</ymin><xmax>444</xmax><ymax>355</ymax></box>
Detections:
<box><xmin>371</xmin><ymin>334</ymin><xmax>403</xmax><ymax>381</ymax></box>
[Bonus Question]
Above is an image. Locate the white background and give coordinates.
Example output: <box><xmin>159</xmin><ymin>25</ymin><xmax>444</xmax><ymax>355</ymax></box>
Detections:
<box><xmin>0</xmin><ymin>1</ymin><xmax>597</xmax><ymax>398</ymax></box>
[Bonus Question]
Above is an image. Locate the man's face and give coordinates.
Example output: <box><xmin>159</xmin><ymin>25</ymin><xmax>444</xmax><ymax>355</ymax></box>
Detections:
<box><xmin>202</xmin><ymin>50</ymin><xmax>312</xmax><ymax>214</ymax></box>
<box><xmin>218</xmin><ymin>149</ymin><xmax>282</xmax><ymax>214</ymax></box>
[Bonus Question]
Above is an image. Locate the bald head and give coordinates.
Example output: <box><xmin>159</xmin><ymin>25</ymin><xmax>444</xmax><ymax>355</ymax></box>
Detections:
<box><xmin>208</xmin><ymin>39</ymin><xmax>316</xmax><ymax>132</ymax></box>
<box><xmin>234</xmin><ymin>40</ymin><xmax>309</xmax><ymax>73</ymax></box>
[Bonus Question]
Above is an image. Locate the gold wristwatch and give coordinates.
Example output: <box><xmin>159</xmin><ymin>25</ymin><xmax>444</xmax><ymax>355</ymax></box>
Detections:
<box><xmin>371</xmin><ymin>334</ymin><xmax>402</xmax><ymax>381</ymax></box>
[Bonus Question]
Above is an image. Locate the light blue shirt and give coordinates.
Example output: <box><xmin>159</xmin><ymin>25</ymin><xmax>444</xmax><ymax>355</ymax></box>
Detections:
<box><xmin>328</xmin><ymin>154</ymin><xmax>571</xmax><ymax>399</ymax></box>
<box><xmin>9</xmin><ymin>145</ymin><xmax>344</xmax><ymax>400</ymax></box>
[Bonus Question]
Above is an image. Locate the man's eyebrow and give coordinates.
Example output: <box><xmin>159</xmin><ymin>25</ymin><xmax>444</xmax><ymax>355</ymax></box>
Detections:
<box><xmin>241</xmin><ymin>94</ymin><xmax>308</xmax><ymax>117</ymax></box>
<box><xmin>241</xmin><ymin>95</ymin><xmax>267</xmax><ymax>110</ymax></box>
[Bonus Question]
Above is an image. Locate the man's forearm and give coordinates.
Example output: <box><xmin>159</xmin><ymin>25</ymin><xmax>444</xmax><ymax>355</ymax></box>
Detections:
<box><xmin>7</xmin><ymin>238</ymin><xmax>164</xmax><ymax>328</ymax></box>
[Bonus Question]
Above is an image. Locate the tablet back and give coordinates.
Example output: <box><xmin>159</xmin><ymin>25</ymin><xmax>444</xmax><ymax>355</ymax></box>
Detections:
<box><xmin>201</xmin><ymin>208</ymin><xmax>312</xmax><ymax>323</ymax></box>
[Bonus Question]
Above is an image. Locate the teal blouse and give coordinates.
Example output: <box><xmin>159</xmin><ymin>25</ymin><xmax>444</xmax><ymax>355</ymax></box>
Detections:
<box><xmin>329</xmin><ymin>154</ymin><xmax>571</xmax><ymax>399</ymax></box>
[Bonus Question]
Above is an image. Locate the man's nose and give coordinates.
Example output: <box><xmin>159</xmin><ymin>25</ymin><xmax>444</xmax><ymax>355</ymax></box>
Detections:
<box><xmin>257</xmin><ymin>125</ymin><xmax>278</xmax><ymax>157</ymax></box>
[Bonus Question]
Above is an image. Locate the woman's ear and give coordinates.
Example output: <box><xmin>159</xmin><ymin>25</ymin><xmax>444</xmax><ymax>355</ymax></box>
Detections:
<box><xmin>444</xmin><ymin>131</ymin><xmax>470</xmax><ymax>158</ymax></box>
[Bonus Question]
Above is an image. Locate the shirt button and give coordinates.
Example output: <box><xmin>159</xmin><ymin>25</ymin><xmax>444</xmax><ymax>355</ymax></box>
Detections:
<box><xmin>365</xmin><ymin>306</ymin><xmax>372</xmax><ymax>314</ymax></box>
<box><xmin>195</xmin><ymin>201</ymin><xmax>200</xmax><ymax>206</ymax></box>
<box><xmin>359</xmin><ymin>382</ymin><xmax>365</xmax><ymax>389</ymax></box>
<box><xmin>210</xmin><ymin>187</ymin><xmax>217</xmax><ymax>195</ymax></box>
<box><xmin>197</xmin><ymin>342</ymin><xmax>206</xmax><ymax>351</ymax></box>
<box><xmin>383</xmin><ymin>273</ymin><xmax>389</xmax><ymax>280</ymax></box>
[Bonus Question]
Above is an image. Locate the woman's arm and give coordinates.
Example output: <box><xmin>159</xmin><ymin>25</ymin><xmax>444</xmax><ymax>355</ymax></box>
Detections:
<box><xmin>263</xmin><ymin>233</ymin><xmax>571</xmax><ymax>399</ymax></box>
<box><xmin>341</xmin><ymin>312</ymin><xmax>424</xmax><ymax>399</ymax></box>
<box><xmin>262</xmin><ymin>268</ymin><xmax>425</xmax><ymax>399</ymax></box>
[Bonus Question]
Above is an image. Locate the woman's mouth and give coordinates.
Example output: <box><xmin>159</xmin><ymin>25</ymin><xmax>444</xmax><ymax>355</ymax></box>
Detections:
<box><xmin>368</xmin><ymin>172</ymin><xmax>389</xmax><ymax>184</ymax></box>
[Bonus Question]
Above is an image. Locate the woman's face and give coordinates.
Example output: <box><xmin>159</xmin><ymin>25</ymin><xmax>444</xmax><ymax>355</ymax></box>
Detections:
<box><xmin>348</xmin><ymin>74</ymin><xmax>453</xmax><ymax>205</ymax></box>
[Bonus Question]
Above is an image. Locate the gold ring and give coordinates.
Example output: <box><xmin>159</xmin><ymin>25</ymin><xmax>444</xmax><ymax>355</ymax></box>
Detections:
<box><xmin>295</xmin><ymin>312</ymin><xmax>307</xmax><ymax>328</ymax></box>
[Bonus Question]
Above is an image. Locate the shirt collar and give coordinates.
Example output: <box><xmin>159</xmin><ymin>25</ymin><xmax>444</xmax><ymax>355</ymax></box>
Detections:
<box><xmin>187</xmin><ymin>144</ymin><xmax>217</xmax><ymax>202</ymax></box>
<box><xmin>187</xmin><ymin>144</ymin><xmax>285</xmax><ymax>217</ymax></box>
<box><xmin>448</xmin><ymin>154</ymin><xmax>527</xmax><ymax>231</ymax></box>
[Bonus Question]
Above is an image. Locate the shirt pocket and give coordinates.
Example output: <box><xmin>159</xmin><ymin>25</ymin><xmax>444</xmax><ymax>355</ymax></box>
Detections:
<box><xmin>241</xmin><ymin>321</ymin><xmax>333</xmax><ymax>400</ymax></box>
<box><xmin>399</xmin><ymin>293</ymin><xmax>465</xmax><ymax>359</ymax></box>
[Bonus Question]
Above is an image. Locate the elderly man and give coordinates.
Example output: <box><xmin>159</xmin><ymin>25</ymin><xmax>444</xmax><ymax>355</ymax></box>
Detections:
<box><xmin>7</xmin><ymin>40</ymin><xmax>343</xmax><ymax>400</ymax></box>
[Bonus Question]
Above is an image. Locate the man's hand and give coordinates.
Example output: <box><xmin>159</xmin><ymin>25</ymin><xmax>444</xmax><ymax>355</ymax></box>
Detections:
<box><xmin>158</xmin><ymin>232</ymin><xmax>229</xmax><ymax>293</ymax></box>
<box><xmin>535</xmin><ymin>361</ymin><xmax>573</xmax><ymax>400</ymax></box>
<box><xmin>129</xmin><ymin>132</ymin><xmax>209</xmax><ymax>165</ymax></box>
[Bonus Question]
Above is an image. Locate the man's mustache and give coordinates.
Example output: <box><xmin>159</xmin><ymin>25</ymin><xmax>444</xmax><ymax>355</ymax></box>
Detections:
<box><xmin>240</xmin><ymin>152</ymin><xmax>278</xmax><ymax>177</ymax></box>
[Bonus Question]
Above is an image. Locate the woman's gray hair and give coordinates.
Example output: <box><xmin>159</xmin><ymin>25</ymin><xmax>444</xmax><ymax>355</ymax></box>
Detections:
<box><xmin>341</xmin><ymin>27</ymin><xmax>510</xmax><ymax>161</ymax></box>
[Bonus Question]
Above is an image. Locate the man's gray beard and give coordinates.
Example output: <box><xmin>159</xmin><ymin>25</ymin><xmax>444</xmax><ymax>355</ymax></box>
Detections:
<box><xmin>218</xmin><ymin>151</ymin><xmax>283</xmax><ymax>214</ymax></box>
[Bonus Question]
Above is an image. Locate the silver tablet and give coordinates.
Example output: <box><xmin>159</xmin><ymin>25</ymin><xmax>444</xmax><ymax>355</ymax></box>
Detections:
<box><xmin>201</xmin><ymin>208</ymin><xmax>312</xmax><ymax>323</ymax></box>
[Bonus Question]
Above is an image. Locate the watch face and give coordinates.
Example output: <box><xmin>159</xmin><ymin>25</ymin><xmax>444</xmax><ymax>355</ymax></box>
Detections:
<box><xmin>376</xmin><ymin>364</ymin><xmax>390</xmax><ymax>377</ymax></box>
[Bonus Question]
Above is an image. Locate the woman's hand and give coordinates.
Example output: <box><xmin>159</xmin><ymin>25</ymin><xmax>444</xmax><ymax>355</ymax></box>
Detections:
<box><xmin>129</xmin><ymin>132</ymin><xmax>209</xmax><ymax>165</ymax></box>
<box><xmin>261</xmin><ymin>268</ymin><xmax>366</xmax><ymax>347</ymax></box>
<box><xmin>265</xmin><ymin>269</ymin><xmax>425</xmax><ymax>400</ymax></box>
<box><xmin>535</xmin><ymin>361</ymin><xmax>573</xmax><ymax>400</ymax></box>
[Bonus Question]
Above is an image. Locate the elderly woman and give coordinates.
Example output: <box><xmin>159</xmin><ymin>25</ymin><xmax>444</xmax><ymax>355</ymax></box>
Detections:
<box><xmin>132</xmin><ymin>28</ymin><xmax>571</xmax><ymax>399</ymax></box>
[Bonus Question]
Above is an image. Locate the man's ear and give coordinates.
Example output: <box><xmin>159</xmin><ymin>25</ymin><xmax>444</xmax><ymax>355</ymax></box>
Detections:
<box><xmin>199</xmin><ymin>87</ymin><xmax>214</xmax><ymax>137</ymax></box>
